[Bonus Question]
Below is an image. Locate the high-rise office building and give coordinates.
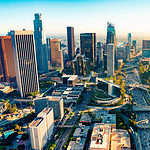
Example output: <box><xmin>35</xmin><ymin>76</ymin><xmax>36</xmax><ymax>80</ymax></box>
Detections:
<box><xmin>107</xmin><ymin>44</ymin><xmax>115</xmax><ymax>77</ymax></box>
<box><xmin>46</xmin><ymin>38</ymin><xmax>51</xmax><ymax>61</ymax></box>
<box><xmin>34</xmin><ymin>13</ymin><xmax>48</xmax><ymax>74</ymax></box>
<box><xmin>50</xmin><ymin>39</ymin><xmax>64</xmax><ymax>70</ymax></box>
<box><xmin>10</xmin><ymin>30</ymin><xmax>39</xmax><ymax>98</ymax></box>
<box><xmin>67</xmin><ymin>26</ymin><xmax>75</xmax><ymax>60</ymax></box>
<box><xmin>106</xmin><ymin>22</ymin><xmax>117</xmax><ymax>70</ymax></box>
<box><xmin>132</xmin><ymin>40</ymin><xmax>136</xmax><ymax>52</ymax></box>
<box><xmin>97</xmin><ymin>42</ymin><xmax>103</xmax><ymax>67</ymax></box>
<box><xmin>34</xmin><ymin>96</ymin><xmax>64</xmax><ymax>121</ymax></box>
<box><xmin>142</xmin><ymin>40</ymin><xmax>150</xmax><ymax>59</ymax></box>
<box><xmin>29</xmin><ymin>107</ymin><xmax>54</xmax><ymax>150</ymax></box>
<box><xmin>125</xmin><ymin>44</ymin><xmax>130</xmax><ymax>61</ymax></box>
<box><xmin>80</xmin><ymin>33</ymin><xmax>97</xmax><ymax>64</ymax></box>
<box><xmin>0</xmin><ymin>36</ymin><xmax>16</xmax><ymax>82</ymax></box>
<box><xmin>72</xmin><ymin>54</ymin><xmax>89</xmax><ymax>76</ymax></box>
<box><xmin>128</xmin><ymin>33</ymin><xmax>132</xmax><ymax>47</ymax></box>
<box><xmin>106</xmin><ymin>22</ymin><xmax>116</xmax><ymax>45</ymax></box>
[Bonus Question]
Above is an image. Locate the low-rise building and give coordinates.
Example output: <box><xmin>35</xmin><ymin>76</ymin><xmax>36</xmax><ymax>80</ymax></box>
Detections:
<box><xmin>89</xmin><ymin>123</ymin><xmax>131</xmax><ymax>150</ymax></box>
<box><xmin>29</xmin><ymin>107</ymin><xmax>54</xmax><ymax>150</ymax></box>
<box><xmin>73</xmin><ymin>125</ymin><xmax>90</xmax><ymax>138</ymax></box>
<box><xmin>111</xmin><ymin>129</ymin><xmax>131</xmax><ymax>150</ymax></box>
<box><xmin>67</xmin><ymin>125</ymin><xmax>89</xmax><ymax>150</ymax></box>
<box><xmin>67</xmin><ymin>138</ymin><xmax>86</xmax><ymax>150</ymax></box>
<box><xmin>80</xmin><ymin>113</ymin><xmax>91</xmax><ymax>124</ymax></box>
<box><xmin>62</xmin><ymin>75</ymin><xmax>78</xmax><ymax>87</ymax></box>
<box><xmin>90</xmin><ymin>123</ymin><xmax>111</xmax><ymax>150</ymax></box>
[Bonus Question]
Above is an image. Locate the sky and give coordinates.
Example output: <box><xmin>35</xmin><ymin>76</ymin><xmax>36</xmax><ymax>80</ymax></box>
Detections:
<box><xmin>1</xmin><ymin>0</ymin><xmax>150</xmax><ymax>40</ymax></box>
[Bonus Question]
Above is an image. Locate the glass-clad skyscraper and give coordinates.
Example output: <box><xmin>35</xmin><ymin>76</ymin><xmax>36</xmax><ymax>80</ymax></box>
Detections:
<box><xmin>34</xmin><ymin>13</ymin><xmax>48</xmax><ymax>74</ymax></box>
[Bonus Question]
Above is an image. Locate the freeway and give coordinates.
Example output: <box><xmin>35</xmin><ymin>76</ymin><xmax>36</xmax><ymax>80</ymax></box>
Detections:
<box><xmin>125</xmin><ymin>59</ymin><xmax>150</xmax><ymax>150</ymax></box>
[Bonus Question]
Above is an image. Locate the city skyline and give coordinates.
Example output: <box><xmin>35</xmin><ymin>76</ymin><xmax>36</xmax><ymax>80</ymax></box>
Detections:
<box><xmin>1</xmin><ymin>0</ymin><xmax>150</xmax><ymax>40</ymax></box>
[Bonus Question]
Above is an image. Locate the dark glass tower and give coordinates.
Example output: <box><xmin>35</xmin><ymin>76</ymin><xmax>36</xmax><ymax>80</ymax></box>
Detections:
<box><xmin>67</xmin><ymin>26</ymin><xmax>75</xmax><ymax>60</ymax></box>
<box><xmin>106</xmin><ymin>22</ymin><xmax>116</xmax><ymax>45</ymax></box>
<box><xmin>80</xmin><ymin>33</ymin><xmax>97</xmax><ymax>64</ymax></box>
<box><xmin>128</xmin><ymin>33</ymin><xmax>132</xmax><ymax>47</ymax></box>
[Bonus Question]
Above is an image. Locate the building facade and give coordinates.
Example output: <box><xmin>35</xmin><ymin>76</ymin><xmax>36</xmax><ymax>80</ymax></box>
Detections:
<box><xmin>106</xmin><ymin>22</ymin><xmax>117</xmax><ymax>71</ymax></box>
<box><xmin>34</xmin><ymin>96</ymin><xmax>64</xmax><ymax>121</ymax></box>
<box><xmin>72</xmin><ymin>54</ymin><xmax>89</xmax><ymax>76</ymax></box>
<box><xmin>97</xmin><ymin>41</ymin><xmax>103</xmax><ymax>67</ymax></box>
<box><xmin>107</xmin><ymin>44</ymin><xmax>115</xmax><ymax>77</ymax></box>
<box><xmin>29</xmin><ymin>107</ymin><xmax>54</xmax><ymax>150</ymax></box>
<box><xmin>10</xmin><ymin>30</ymin><xmax>39</xmax><ymax>97</ymax></box>
<box><xmin>142</xmin><ymin>40</ymin><xmax>150</xmax><ymax>60</ymax></box>
<box><xmin>34</xmin><ymin>13</ymin><xmax>48</xmax><ymax>74</ymax></box>
<box><xmin>0</xmin><ymin>36</ymin><xmax>16</xmax><ymax>82</ymax></box>
<box><xmin>67</xmin><ymin>26</ymin><xmax>75</xmax><ymax>60</ymax></box>
<box><xmin>128</xmin><ymin>33</ymin><xmax>132</xmax><ymax>47</ymax></box>
<box><xmin>50</xmin><ymin>39</ymin><xmax>64</xmax><ymax>69</ymax></box>
<box><xmin>80</xmin><ymin>33</ymin><xmax>97</xmax><ymax>64</ymax></box>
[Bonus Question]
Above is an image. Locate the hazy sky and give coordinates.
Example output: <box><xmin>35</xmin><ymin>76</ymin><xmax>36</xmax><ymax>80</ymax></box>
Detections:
<box><xmin>1</xmin><ymin>0</ymin><xmax>150</xmax><ymax>40</ymax></box>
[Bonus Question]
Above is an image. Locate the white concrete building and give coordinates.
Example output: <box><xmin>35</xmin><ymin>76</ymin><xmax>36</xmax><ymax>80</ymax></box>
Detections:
<box><xmin>29</xmin><ymin>107</ymin><xmax>54</xmax><ymax>150</ymax></box>
<box><xmin>10</xmin><ymin>30</ymin><xmax>39</xmax><ymax>97</ymax></box>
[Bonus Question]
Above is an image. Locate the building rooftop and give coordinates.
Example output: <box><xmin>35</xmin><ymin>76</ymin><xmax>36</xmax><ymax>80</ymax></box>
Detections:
<box><xmin>111</xmin><ymin>129</ymin><xmax>131</xmax><ymax>150</ymax></box>
<box><xmin>80</xmin><ymin>113</ymin><xmax>91</xmax><ymax>123</ymax></box>
<box><xmin>73</xmin><ymin>125</ymin><xmax>89</xmax><ymax>138</ymax></box>
<box><xmin>67</xmin><ymin>138</ymin><xmax>86</xmax><ymax>150</ymax></box>
<box><xmin>102</xmin><ymin>114</ymin><xmax>116</xmax><ymax>125</ymax></box>
<box><xmin>30</xmin><ymin>117</ymin><xmax>43</xmax><ymax>127</ymax></box>
<box><xmin>90</xmin><ymin>123</ymin><xmax>111</xmax><ymax>150</ymax></box>
<box><xmin>30</xmin><ymin>107</ymin><xmax>52</xmax><ymax>127</ymax></box>
<box><xmin>47</xmin><ymin>96</ymin><xmax>62</xmax><ymax>102</ymax></box>
<box><xmin>68</xmin><ymin>75</ymin><xmax>78</xmax><ymax>81</ymax></box>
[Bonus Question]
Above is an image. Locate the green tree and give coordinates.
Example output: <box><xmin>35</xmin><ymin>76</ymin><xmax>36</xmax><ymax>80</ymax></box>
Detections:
<box><xmin>139</xmin><ymin>63</ymin><xmax>145</xmax><ymax>74</ymax></box>
<box><xmin>15</xmin><ymin>124</ymin><xmax>21</xmax><ymax>132</ymax></box>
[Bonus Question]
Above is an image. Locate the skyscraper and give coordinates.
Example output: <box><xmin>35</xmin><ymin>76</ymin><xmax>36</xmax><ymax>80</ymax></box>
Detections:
<box><xmin>106</xmin><ymin>22</ymin><xmax>117</xmax><ymax>70</ymax></box>
<box><xmin>142</xmin><ymin>40</ymin><xmax>150</xmax><ymax>60</ymax></box>
<box><xmin>46</xmin><ymin>37</ymin><xmax>51</xmax><ymax>62</ymax></box>
<box><xmin>80</xmin><ymin>33</ymin><xmax>97</xmax><ymax>64</ymax></box>
<box><xmin>132</xmin><ymin>40</ymin><xmax>136</xmax><ymax>52</ymax></box>
<box><xmin>67</xmin><ymin>26</ymin><xmax>75</xmax><ymax>60</ymax></box>
<box><xmin>128</xmin><ymin>33</ymin><xmax>132</xmax><ymax>47</ymax></box>
<box><xmin>107</xmin><ymin>44</ymin><xmax>115</xmax><ymax>77</ymax></box>
<box><xmin>97</xmin><ymin>42</ymin><xmax>103</xmax><ymax>67</ymax></box>
<box><xmin>50</xmin><ymin>39</ymin><xmax>64</xmax><ymax>70</ymax></box>
<box><xmin>10</xmin><ymin>30</ymin><xmax>39</xmax><ymax>98</ymax></box>
<box><xmin>34</xmin><ymin>13</ymin><xmax>48</xmax><ymax>74</ymax></box>
<box><xmin>0</xmin><ymin>36</ymin><xmax>16</xmax><ymax>82</ymax></box>
<box><xmin>72</xmin><ymin>54</ymin><xmax>89</xmax><ymax>76</ymax></box>
<box><xmin>106</xmin><ymin>22</ymin><xmax>116</xmax><ymax>45</ymax></box>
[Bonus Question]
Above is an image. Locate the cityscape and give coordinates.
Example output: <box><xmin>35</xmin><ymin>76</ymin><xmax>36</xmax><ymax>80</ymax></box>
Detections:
<box><xmin>0</xmin><ymin>0</ymin><xmax>150</xmax><ymax>150</ymax></box>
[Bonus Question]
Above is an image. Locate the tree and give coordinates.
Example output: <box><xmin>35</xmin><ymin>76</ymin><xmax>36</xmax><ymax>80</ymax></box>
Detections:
<box><xmin>0</xmin><ymin>128</ymin><xmax>3</xmax><ymax>136</ymax></box>
<box><xmin>15</xmin><ymin>124</ymin><xmax>21</xmax><ymax>131</ymax></box>
<box><xmin>139</xmin><ymin>63</ymin><xmax>145</xmax><ymax>74</ymax></box>
<box><xmin>120</xmin><ymin>80</ymin><xmax>126</xmax><ymax>103</ymax></box>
